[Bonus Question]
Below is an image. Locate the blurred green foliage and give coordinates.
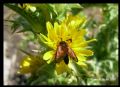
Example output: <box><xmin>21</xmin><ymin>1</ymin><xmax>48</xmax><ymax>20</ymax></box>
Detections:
<box><xmin>4</xmin><ymin>3</ymin><xmax>118</xmax><ymax>85</ymax></box>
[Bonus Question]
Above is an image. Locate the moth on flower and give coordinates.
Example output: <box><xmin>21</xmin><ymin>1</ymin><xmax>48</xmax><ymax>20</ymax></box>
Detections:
<box><xmin>55</xmin><ymin>39</ymin><xmax>78</xmax><ymax>65</ymax></box>
<box><xmin>38</xmin><ymin>14</ymin><xmax>96</xmax><ymax>74</ymax></box>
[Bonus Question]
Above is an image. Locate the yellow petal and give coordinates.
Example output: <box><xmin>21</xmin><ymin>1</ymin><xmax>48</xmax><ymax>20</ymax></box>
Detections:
<box><xmin>39</xmin><ymin>33</ymin><xmax>55</xmax><ymax>48</ymax></box>
<box><xmin>54</xmin><ymin>22</ymin><xmax>59</xmax><ymax>35</ymax></box>
<box><xmin>60</xmin><ymin>24</ymin><xmax>69</xmax><ymax>41</ymax></box>
<box><xmin>72</xmin><ymin>38</ymin><xmax>97</xmax><ymax>49</ymax></box>
<box><xmin>77</xmin><ymin>61</ymin><xmax>87</xmax><ymax>67</ymax></box>
<box><xmin>70</xmin><ymin>29</ymin><xmax>87</xmax><ymax>48</ymax></box>
<box><xmin>43</xmin><ymin>51</ymin><xmax>54</xmax><ymax>61</ymax></box>
<box><xmin>86</xmin><ymin>39</ymin><xmax>97</xmax><ymax>43</ymax></box>
<box><xmin>79</xmin><ymin>50</ymin><xmax>94</xmax><ymax>56</ymax></box>
<box><xmin>46</xmin><ymin>22</ymin><xmax>58</xmax><ymax>41</ymax></box>
<box><xmin>55</xmin><ymin>60</ymin><xmax>70</xmax><ymax>75</ymax></box>
<box><xmin>77</xmin><ymin>56</ymin><xmax>87</xmax><ymax>62</ymax></box>
<box><xmin>47</xmin><ymin>22</ymin><xmax>53</xmax><ymax>39</ymax></box>
<box><xmin>46</xmin><ymin>59</ymin><xmax>52</xmax><ymax>64</ymax></box>
<box><xmin>46</xmin><ymin>22</ymin><xmax>53</xmax><ymax>32</ymax></box>
<box><xmin>71</xmin><ymin>39</ymin><xmax>86</xmax><ymax>49</ymax></box>
<box><xmin>39</xmin><ymin>33</ymin><xmax>50</xmax><ymax>42</ymax></box>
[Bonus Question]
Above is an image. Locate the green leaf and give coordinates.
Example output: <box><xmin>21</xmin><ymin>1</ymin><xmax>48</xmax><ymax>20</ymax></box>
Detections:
<box><xmin>68</xmin><ymin>4</ymin><xmax>83</xmax><ymax>8</ymax></box>
<box><xmin>27</xmin><ymin>62</ymin><xmax>56</xmax><ymax>85</ymax></box>
<box><xmin>5</xmin><ymin>16</ymin><xmax>33</xmax><ymax>33</ymax></box>
<box><xmin>50</xmin><ymin>4</ymin><xmax>69</xmax><ymax>22</ymax></box>
<box><xmin>52</xmin><ymin>4</ymin><xmax>83</xmax><ymax>22</ymax></box>
<box><xmin>4</xmin><ymin>20</ymin><xmax>21</xmax><ymax>33</ymax></box>
<box><xmin>31</xmin><ymin>4</ymin><xmax>57</xmax><ymax>24</ymax></box>
<box><xmin>4</xmin><ymin>3</ymin><xmax>46</xmax><ymax>34</ymax></box>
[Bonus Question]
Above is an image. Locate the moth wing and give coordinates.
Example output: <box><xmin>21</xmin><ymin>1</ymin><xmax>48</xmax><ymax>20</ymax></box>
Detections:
<box><xmin>55</xmin><ymin>45</ymin><xmax>66</xmax><ymax>63</ymax></box>
<box><xmin>68</xmin><ymin>47</ymin><xmax>78</xmax><ymax>62</ymax></box>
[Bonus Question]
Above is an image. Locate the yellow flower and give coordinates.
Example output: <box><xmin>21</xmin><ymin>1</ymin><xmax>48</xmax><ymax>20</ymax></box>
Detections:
<box><xmin>38</xmin><ymin>14</ymin><xmax>96</xmax><ymax>75</ymax></box>
<box><xmin>18</xmin><ymin>55</ymin><xmax>45</xmax><ymax>74</ymax></box>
